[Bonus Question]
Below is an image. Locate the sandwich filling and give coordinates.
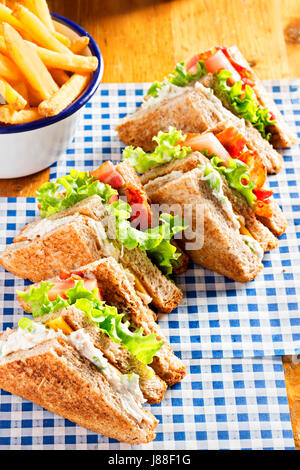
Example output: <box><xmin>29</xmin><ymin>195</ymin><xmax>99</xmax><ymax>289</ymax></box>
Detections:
<box><xmin>36</xmin><ymin>166</ymin><xmax>185</xmax><ymax>277</ymax></box>
<box><xmin>123</xmin><ymin>127</ymin><xmax>274</xmax><ymax>218</ymax></box>
<box><xmin>143</xmin><ymin>46</ymin><xmax>276</xmax><ymax>141</ymax></box>
<box><xmin>0</xmin><ymin>318</ymin><xmax>147</xmax><ymax>423</ymax></box>
<box><xmin>16</xmin><ymin>277</ymin><xmax>164</xmax><ymax>366</ymax></box>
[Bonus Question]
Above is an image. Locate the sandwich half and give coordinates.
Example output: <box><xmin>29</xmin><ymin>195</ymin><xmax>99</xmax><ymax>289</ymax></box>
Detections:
<box><xmin>17</xmin><ymin>257</ymin><xmax>186</xmax><ymax>388</ymax></box>
<box><xmin>0</xmin><ymin>161</ymin><xmax>186</xmax><ymax>313</ymax></box>
<box><xmin>0</xmin><ymin>320</ymin><xmax>157</xmax><ymax>444</ymax></box>
<box><xmin>123</xmin><ymin>127</ymin><xmax>287</xmax><ymax>282</ymax></box>
<box><xmin>116</xmin><ymin>46</ymin><xmax>297</xmax><ymax>174</ymax></box>
<box><xmin>0</xmin><ymin>258</ymin><xmax>186</xmax><ymax>444</ymax></box>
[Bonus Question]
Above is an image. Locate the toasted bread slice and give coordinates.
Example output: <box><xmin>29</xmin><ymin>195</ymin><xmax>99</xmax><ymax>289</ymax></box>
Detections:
<box><xmin>116</xmin><ymin>82</ymin><xmax>283</xmax><ymax>174</ymax></box>
<box><xmin>0</xmin><ymin>196</ymin><xmax>182</xmax><ymax>313</ymax></box>
<box><xmin>0</xmin><ymin>214</ymin><xmax>105</xmax><ymax>282</ymax></box>
<box><xmin>0</xmin><ymin>334</ymin><xmax>157</xmax><ymax>444</ymax></box>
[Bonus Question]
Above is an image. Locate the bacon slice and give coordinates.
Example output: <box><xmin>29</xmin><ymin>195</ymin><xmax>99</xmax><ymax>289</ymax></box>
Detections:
<box><xmin>125</xmin><ymin>182</ymin><xmax>152</xmax><ymax>230</ymax></box>
<box><xmin>238</xmin><ymin>150</ymin><xmax>267</xmax><ymax>189</ymax></box>
<box><xmin>215</xmin><ymin>127</ymin><xmax>247</xmax><ymax>159</ymax></box>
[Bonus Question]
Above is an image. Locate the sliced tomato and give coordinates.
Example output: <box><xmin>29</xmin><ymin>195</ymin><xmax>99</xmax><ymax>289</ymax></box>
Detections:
<box><xmin>108</xmin><ymin>194</ymin><xmax>119</xmax><ymax>204</ymax></box>
<box><xmin>186</xmin><ymin>49</ymin><xmax>240</xmax><ymax>81</ymax></box>
<box><xmin>49</xmin><ymin>277</ymin><xmax>103</xmax><ymax>300</ymax></box>
<box><xmin>186</xmin><ymin>53</ymin><xmax>206</xmax><ymax>74</ymax></box>
<box><xmin>126</xmin><ymin>182</ymin><xmax>152</xmax><ymax>230</ymax></box>
<box><xmin>215</xmin><ymin>127</ymin><xmax>246</xmax><ymax>158</ymax></box>
<box><xmin>90</xmin><ymin>161</ymin><xmax>124</xmax><ymax>189</ymax></box>
<box><xmin>204</xmin><ymin>50</ymin><xmax>240</xmax><ymax>78</ymax></box>
<box><xmin>183</xmin><ymin>132</ymin><xmax>231</xmax><ymax>163</ymax></box>
<box><xmin>269</xmin><ymin>111</ymin><xmax>276</xmax><ymax>121</ymax></box>
<box><xmin>238</xmin><ymin>150</ymin><xmax>267</xmax><ymax>189</ymax></box>
<box><xmin>253</xmin><ymin>189</ymin><xmax>273</xmax><ymax>201</ymax></box>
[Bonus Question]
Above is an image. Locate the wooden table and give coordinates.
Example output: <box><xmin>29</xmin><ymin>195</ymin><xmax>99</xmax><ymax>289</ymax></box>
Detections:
<box><xmin>1</xmin><ymin>0</ymin><xmax>300</xmax><ymax>448</ymax></box>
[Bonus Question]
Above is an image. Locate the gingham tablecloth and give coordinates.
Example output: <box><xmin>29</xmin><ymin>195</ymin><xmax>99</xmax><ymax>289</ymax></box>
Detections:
<box><xmin>0</xmin><ymin>79</ymin><xmax>299</xmax><ymax>449</ymax></box>
<box><xmin>0</xmin><ymin>357</ymin><xmax>294</xmax><ymax>450</ymax></box>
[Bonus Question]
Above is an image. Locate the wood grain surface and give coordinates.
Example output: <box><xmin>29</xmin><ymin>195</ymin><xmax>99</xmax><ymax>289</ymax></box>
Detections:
<box><xmin>1</xmin><ymin>0</ymin><xmax>300</xmax><ymax>449</ymax></box>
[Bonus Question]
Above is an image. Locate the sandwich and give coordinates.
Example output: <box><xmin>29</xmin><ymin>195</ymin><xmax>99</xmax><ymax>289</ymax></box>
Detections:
<box><xmin>0</xmin><ymin>160</ymin><xmax>188</xmax><ymax>313</ymax></box>
<box><xmin>116</xmin><ymin>45</ymin><xmax>297</xmax><ymax>174</ymax></box>
<box><xmin>122</xmin><ymin>126</ymin><xmax>287</xmax><ymax>282</ymax></box>
<box><xmin>0</xmin><ymin>257</ymin><xmax>186</xmax><ymax>444</ymax></box>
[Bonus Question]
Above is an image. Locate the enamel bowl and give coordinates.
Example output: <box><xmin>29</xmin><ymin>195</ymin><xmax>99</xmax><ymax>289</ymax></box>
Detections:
<box><xmin>0</xmin><ymin>13</ymin><xmax>103</xmax><ymax>178</ymax></box>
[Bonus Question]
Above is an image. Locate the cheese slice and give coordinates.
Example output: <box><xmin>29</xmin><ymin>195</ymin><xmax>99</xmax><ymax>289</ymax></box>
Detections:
<box><xmin>46</xmin><ymin>316</ymin><xmax>73</xmax><ymax>335</ymax></box>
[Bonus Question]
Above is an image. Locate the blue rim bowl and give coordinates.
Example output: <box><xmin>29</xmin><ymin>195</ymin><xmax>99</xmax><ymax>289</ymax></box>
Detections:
<box><xmin>0</xmin><ymin>12</ymin><xmax>104</xmax><ymax>135</ymax></box>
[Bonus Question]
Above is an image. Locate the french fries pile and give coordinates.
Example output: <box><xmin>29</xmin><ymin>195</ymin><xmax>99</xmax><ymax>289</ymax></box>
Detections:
<box><xmin>0</xmin><ymin>0</ymin><xmax>98</xmax><ymax>124</ymax></box>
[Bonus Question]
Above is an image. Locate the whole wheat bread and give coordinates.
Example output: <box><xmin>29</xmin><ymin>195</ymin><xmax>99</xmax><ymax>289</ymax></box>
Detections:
<box><xmin>145</xmin><ymin>165</ymin><xmax>268</xmax><ymax>282</ymax></box>
<box><xmin>0</xmin><ymin>335</ymin><xmax>157</xmax><ymax>444</ymax></box>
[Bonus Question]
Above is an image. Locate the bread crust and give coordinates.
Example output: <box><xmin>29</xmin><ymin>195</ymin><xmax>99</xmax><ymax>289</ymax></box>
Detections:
<box><xmin>0</xmin><ymin>337</ymin><xmax>157</xmax><ymax>444</ymax></box>
<box><xmin>0</xmin><ymin>216</ymin><xmax>102</xmax><ymax>282</ymax></box>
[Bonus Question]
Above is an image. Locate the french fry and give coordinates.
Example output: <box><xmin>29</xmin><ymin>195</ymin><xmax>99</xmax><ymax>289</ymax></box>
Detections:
<box><xmin>0</xmin><ymin>4</ymin><xmax>24</xmax><ymax>31</ymax></box>
<box><xmin>4</xmin><ymin>23</ymin><xmax>59</xmax><ymax>101</ymax></box>
<box><xmin>50</xmin><ymin>68</ymin><xmax>70</xmax><ymax>86</ymax></box>
<box><xmin>70</xmin><ymin>36</ymin><xmax>90</xmax><ymax>54</ymax></box>
<box><xmin>0</xmin><ymin>51</ymin><xmax>22</xmax><ymax>81</ymax></box>
<box><xmin>0</xmin><ymin>104</ymin><xmax>41</xmax><ymax>124</ymax></box>
<box><xmin>22</xmin><ymin>0</ymin><xmax>71</xmax><ymax>47</ymax></box>
<box><xmin>13</xmin><ymin>80</ymin><xmax>29</xmax><ymax>103</ymax></box>
<box><xmin>0</xmin><ymin>35</ymin><xmax>7</xmax><ymax>54</ymax></box>
<box><xmin>26</xmin><ymin>41</ymin><xmax>98</xmax><ymax>73</ymax></box>
<box><xmin>38</xmin><ymin>73</ymin><xmax>90</xmax><ymax>117</ymax></box>
<box><xmin>13</xmin><ymin>5</ymin><xmax>72</xmax><ymax>54</ymax></box>
<box><xmin>0</xmin><ymin>76</ymin><xmax>27</xmax><ymax>109</ymax></box>
<box><xmin>26</xmin><ymin>83</ymin><xmax>43</xmax><ymax>107</ymax></box>
<box><xmin>53</xmin><ymin>30</ymin><xmax>71</xmax><ymax>48</ymax></box>
<box><xmin>23</xmin><ymin>0</ymin><xmax>55</xmax><ymax>32</ymax></box>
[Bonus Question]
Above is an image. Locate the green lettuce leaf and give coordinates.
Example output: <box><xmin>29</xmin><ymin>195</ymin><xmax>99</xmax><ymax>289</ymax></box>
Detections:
<box><xmin>214</xmin><ymin>70</ymin><xmax>276</xmax><ymax>140</ymax></box>
<box><xmin>210</xmin><ymin>156</ymin><xmax>257</xmax><ymax>207</ymax></box>
<box><xmin>17</xmin><ymin>282</ymin><xmax>69</xmax><ymax>318</ymax></box>
<box><xmin>146</xmin><ymin>60</ymin><xmax>207</xmax><ymax>96</ymax></box>
<box><xmin>122</xmin><ymin>127</ymin><xmax>192</xmax><ymax>174</ymax></box>
<box><xmin>76</xmin><ymin>297</ymin><xmax>164</xmax><ymax>365</ymax></box>
<box><xmin>18</xmin><ymin>317</ymin><xmax>36</xmax><ymax>333</ymax></box>
<box><xmin>109</xmin><ymin>200</ymin><xmax>186</xmax><ymax>275</ymax></box>
<box><xmin>37</xmin><ymin>169</ymin><xmax>117</xmax><ymax>218</ymax></box>
<box><xmin>201</xmin><ymin>162</ymin><xmax>223</xmax><ymax>193</ymax></box>
<box><xmin>168</xmin><ymin>60</ymin><xmax>207</xmax><ymax>87</ymax></box>
<box><xmin>17</xmin><ymin>280</ymin><xmax>163</xmax><ymax>365</ymax></box>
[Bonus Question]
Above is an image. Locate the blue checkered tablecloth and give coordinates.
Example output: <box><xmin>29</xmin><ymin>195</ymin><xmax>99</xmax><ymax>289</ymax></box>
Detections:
<box><xmin>0</xmin><ymin>357</ymin><xmax>294</xmax><ymax>450</ymax></box>
<box><xmin>0</xmin><ymin>79</ymin><xmax>299</xmax><ymax>449</ymax></box>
